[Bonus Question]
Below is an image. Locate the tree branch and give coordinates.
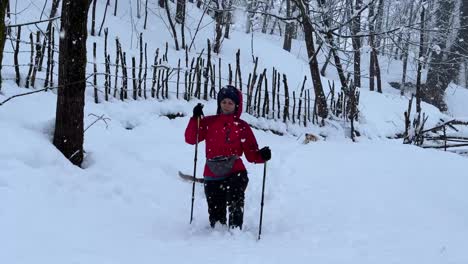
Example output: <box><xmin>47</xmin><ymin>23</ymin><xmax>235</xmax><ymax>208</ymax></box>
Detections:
<box><xmin>7</xmin><ymin>16</ymin><xmax>61</xmax><ymax>28</ymax></box>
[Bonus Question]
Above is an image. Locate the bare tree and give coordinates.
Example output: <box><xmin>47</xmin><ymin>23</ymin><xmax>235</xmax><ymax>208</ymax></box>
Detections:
<box><xmin>317</xmin><ymin>0</ymin><xmax>347</xmax><ymax>88</ymax></box>
<box><xmin>292</xmin><ymin>0</ymin><xmax>328</xmax><ymax>119</ymax></box>
<box><xmin>368</xmin><ymin>0</ymin><xmax>382</xmax><ymax>93</ymax></box>
<box><xmin>424</xmin><ymin>0</ymin><xmax>459</xmax><ymax>110</ymax></box>
<box><xmin>457</xmin><ymin>1</ymin><xmax>468</xmax><ymax>85</ymax></box>
<box><xmin>114</xmin><ymin>0</ymin><xmax>118</xmax><ymax>16</ymax></box>
<box><xmin>246</xmin><ymin>0</ymin><xmax>257</xmax><ymax>33</ymax></box>
<box><xmin>400</xmin><ymin>0</ymin><xmax>416</xmax><ymax>95</ymax></box>
<box><xmin>415</xmin><ymin>2</ymin><xmax>426</xmax><ymax>117</ymax></box>
<box><xmin>261</xmin><ymin>0</ymin><xmax>273</xmax><ymax>33</ymax></box>
<box><xmin>224</xmin><ymin>0</ymin><xmax>233</xmax><ymax>38</ymax></box>
<box><xmin>53</xmin><ymin>0</ymin><xmax>93</xmax><ymax>166</ymax></box>
<box><xmin>213</xmin><ymin>0</ymin><xmax>224</xmax><ymax>53</ymax></box>
<box><xmin>91</xmin><ymin>0</ymin><xmax>97</xmax><ymax>36</ymax></box>
<box><xmin>38</xmin><ymin>0</ymin><xmax>61</xmax><ymax>72</ymax></box>
<box><xmin>350</xmin><ymin>0</ymin><xmax>362</xmax><ymax>88</ymax></box>
<box><xmin>164</xmin><ymin>0</ymin><xmax>180</xmax><ymax>50</ymax></box>
<box><xmin>98</xmin><ymin>0</ymin><xmax>111</xmax><ymax>36</ymax></box>
<box><xmin>0</xmin><ymin>0</ymin><xmax>8</xmax><ymax>91</ymax></box>
<box><xmin>176</xmin><ymin>0</ymin><xmax>186</xmax><ymax>24</ymax></box>
<box><xmin>464</xmin><ymin>60</ymin><xmax>468</xmax><ymax>87</ymax></box>
<box><xmin>283</xmin><ymin>0</ymin><xmax>293</xmax><ymax>51</ymax></box>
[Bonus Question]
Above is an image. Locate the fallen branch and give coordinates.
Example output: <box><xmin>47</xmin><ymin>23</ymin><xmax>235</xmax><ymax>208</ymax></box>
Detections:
<box><xmin>0</xmin><ymin>87</ymin><xmax>56</xmax><ymax>106</ymax></box>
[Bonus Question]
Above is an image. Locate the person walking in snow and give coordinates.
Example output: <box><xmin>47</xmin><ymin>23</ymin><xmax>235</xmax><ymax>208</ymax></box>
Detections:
<box><xmin>185</xmin><ymin>85</ymin><xmax>271</xmax><ymax>230</ymax></box>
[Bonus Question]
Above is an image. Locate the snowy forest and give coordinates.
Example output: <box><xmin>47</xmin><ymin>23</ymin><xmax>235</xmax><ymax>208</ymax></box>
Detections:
<box><xmin>1</xmin><ymin>0</ymin><xmax>468</xmax><ymax>263</ymax></box>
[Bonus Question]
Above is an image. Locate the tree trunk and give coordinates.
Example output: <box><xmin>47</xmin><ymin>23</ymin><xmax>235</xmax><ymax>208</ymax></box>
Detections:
<box><xmin>424</xmin><ymin>0</ymin><xmax>457</xmax><ymax>111</ymax></box>
<box><xmin>464</xmin><ymin>60</ymin><xmax>468</xmax><ymax>88</ymax></box>
<box><xmin>53</xmin><ymin>0</ymin><xmax>92</xmax><ymax>166</ymax></box>
<box><xmin>224</xmin><ymin>0</ymin><xmax>232</xmax><ymax>39</ymax></box>
<box><xmin>91</xmin><ymin>0</ymin><xmax>97</xmax><ymax>36</ymax></box>
<box><xmin>415</xmin><ymin>5</ymin><xmax>425</xmax><ymax>115</ymax></box>
<box><xmin>245</xmin><ymin>0</ymin><xmax>256</xmax><ymax>33</ymax></box>
<box><xmin>176</xmin><ymin>0</ymin><xmax>186</xmax><ymax>24</ymax></box>
<box><xmin>261</xmin><ymin>0</ymin><xmax>272</xmax><ymax>34</ymax></box>
<box><xmin>164</xmin><ymin>0</ymin><xmax>180</xmax><ymax>50</ymax></box>
<box><xmin>0</xmin><ymin>0</ymin><xmax>9</xmax><ymax>91</ymax></box>
<box><xmin>98</xmin><ymin>0</ymin><xmax>111</xmax><ymax>36</ymax></box>
<box><xmin>269</xmin><ymin>0</ymin><xmax>284</xmax><ymax>35</ymax></box>
<box><xmin>374</xmin><ymin>0</ymin><xmax>384</xmax><ymax>49</ymax></box>
<box><xmin>319</xmin><ymin>0</ymin><xmax>346</xmax><ymax>88</ymax></box>
<box><xmin>400</xmin><ymin>0</ymin><xmax>415</xmax><ymax>95</ymax></box>
<box><xmin>451</xmin><ymin>0</ymin><xmax>468</xmax><ymax>82</ymax></box>
<box><xmin>292</xmin><ymin>0</ymin><xmax>328</xmax><ymax>119</ymax></box>
<box><xmin>373</xmin><ymin>51</ymin><xmax>382</xmax><ymax>93</ymax></box>
<box><xmin>368</xmin><ymin>0</ymin><xmax>382</xmax><ymax>92</ymax></box>
<box><xmin>351</xmin><ymin>0</ymin><xmax>362</xmax><ymax>88</ymax></box>
<box><xmin>213</xmin><ymin>1</ymin><xmax>223</xmax><ymax>53</ymax></box>
<box><xmin>38</xmin><ymin>0</ymin><xmax>61</xmax><ymax>72</ymax></box>
<box><xmin>283</xmin><ymin>0</ymin><xmax>293</xmax><ymax>51</ymax></box>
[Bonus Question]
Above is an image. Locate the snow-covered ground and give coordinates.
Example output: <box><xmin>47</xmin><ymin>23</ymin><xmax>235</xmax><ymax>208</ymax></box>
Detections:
<box><xmin>1</xmin><ymin>1</ymin><xmax>468</xmax><ymax>263</ymax></box>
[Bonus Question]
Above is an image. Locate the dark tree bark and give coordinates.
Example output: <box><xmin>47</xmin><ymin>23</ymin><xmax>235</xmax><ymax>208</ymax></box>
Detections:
<box><xmin>0</xmin><ymin>0</ymin><xmax>10</xmax><ymax>91</ymax></box>
<box><xmin>91</xmin><ymin>0</ymin><xmax>97</xmax><ymax>36</ymax></box>
<box><xmin>424</xmin><ymin>0</ymin><xmax>458</xmax><ymax>111</ymax></box>
<box><xmin>176</xmin><ymin>0</ymin><xmax>186</xmax><ymax>24</ymax></box>
<box><xmin>415</xmin><ymin>5</ymin><xmax>425</xmax><ymax>116</ymax></box>
<box><xmin>283</xmin><ymin>0</ymin><xmax>293</xmax><ymax>51</ymax></box>
<box><xmin>457</xmin><ymin>0</ymin><xmax>468</xmax><ymax>86</ymax></box>
<box><xmin>261</xmin><ymin>0</ymin><xmax>273</xmax><ymax>34</ymax></box>
<box><xmin>400</xmin><ymin>0</ymin><xmax>415</xmax><ymax>95</ymax></box>
<box><xmin>447</xmin><ymin>0</ymin><xmax>468</xmax><ymax>84</ymax></box>
<box><xmin>144</xmin><ymin>0</ymin><xmax>148</xmax><ymax>29</ymax></box>
<box><xmin>270</xmin><ymin>0</ymin><xmax>284</xmax><ymax>35</ymax></box>
<box><xmin>374</xmin><ymin>0</ymin><xmax>384</xmax><ymax>48</ymax></box>
<box><xmin>164</xmin><ymin>0</ymin><xmax>180</xmax><ymax>50</ymax></box>
<box><xmin>351</xmin><ymin>0</ymin><xmax>362</xmax><ymax>88</ymax></box>
<box><xmin>114</xmin><ymin>0</ymin><xmax>118</xmax><ymax>16</ymax></box>
<box><xmin>319</xmin><ymin>0</ymin><xmax>346</xmax><ymax>88</ymax></box>
<box><xmin>213</xmin><ymin>0</ymin><xmax>223</xmax><ymax>53</ymax></box>
<box><xmin>368</xmin><ymin>0</ymin><xmax>381</xmax><ymax>93</ymax></box>
<box><xmin>38</xmin><ymin>0</ymin><xmax>61</xmax><ymax>72</ymax></box>
<box><xmin>245</xmin><ymin>0</ymin><xmax>256</xmax><ymax>33</ymax></box>
<box><xmin>98</xmin><ymin>0</ymin><xmax>111</xmax><ymax>36</ymax></box>
<box><xmin>224</xmin><ymin>0</ymin><xmax>232</xmax><ymax>39</ymax></box>
<box><xmin>53</xmin><ymin>0</ymin><xmax>92</xmax><ymax>166</ymax></box>
<box><xmin>465</xmin><ymin>60</ymin><xmax>468</xmax><ymax>88</ymax></box>
<box><xmin>292</xmin><ymin>0</ymin><xmax>328</xmax><ymax>119</ymax></box>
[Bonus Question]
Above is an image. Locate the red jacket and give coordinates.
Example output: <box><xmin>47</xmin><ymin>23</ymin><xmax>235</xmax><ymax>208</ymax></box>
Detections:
<box><xmin>185</xmin><ymin>92</ymin><xmax>265</xmax><ymax>179</ymax></box>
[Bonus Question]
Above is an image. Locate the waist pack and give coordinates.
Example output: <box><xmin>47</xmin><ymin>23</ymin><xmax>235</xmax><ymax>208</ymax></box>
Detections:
<box><xmin>206</xmin><ymin>155</ymin><xmax>239</xmax><ymax>177</ymax></box>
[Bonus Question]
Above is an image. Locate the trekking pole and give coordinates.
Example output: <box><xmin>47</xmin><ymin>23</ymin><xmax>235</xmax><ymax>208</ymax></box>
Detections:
<box><xmin>190</xmin><ymin>117</ymin><xmax>200</xmax><ymax>224</ymax></box>
<box><xmin>258</xmin><ymin>161</ymin><xmax>267</xmax><ymax>240</ymax></box>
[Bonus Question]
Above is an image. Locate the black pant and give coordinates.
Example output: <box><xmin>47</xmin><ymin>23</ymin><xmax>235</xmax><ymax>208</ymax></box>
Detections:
<box><xmin>204</xmin><ymin>171</ymin><xmax>249</xmax><ymax>229</ymax></box>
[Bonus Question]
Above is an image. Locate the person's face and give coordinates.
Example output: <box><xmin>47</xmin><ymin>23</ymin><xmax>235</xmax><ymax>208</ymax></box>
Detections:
<box><xmin>220</xmin><ymin>98</ymin><xmax>236</xmax><ymax>114</ymax></box>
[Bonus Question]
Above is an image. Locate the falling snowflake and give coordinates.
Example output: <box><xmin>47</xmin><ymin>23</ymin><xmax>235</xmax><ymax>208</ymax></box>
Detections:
<box><xmin>432</xmin><ymin>45</ymin><xmax>441</xmax><ymax>55</ymax></box>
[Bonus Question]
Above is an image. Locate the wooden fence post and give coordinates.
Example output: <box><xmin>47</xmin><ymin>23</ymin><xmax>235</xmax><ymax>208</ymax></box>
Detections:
<box><xmin>14</xmin><ymin>26</ymin><xmax>21</xmax><ymax>86</ymax></box>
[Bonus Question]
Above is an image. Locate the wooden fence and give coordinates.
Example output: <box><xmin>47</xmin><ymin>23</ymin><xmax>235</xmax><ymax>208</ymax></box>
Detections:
<box><xmin>4</xmin><ymin>27</ymin><xmax>360</xmax><ymax>131</ymax></box>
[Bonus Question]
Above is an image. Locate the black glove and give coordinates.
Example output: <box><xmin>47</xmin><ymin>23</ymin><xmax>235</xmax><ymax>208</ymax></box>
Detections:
<box><xmin>259</xmin><ymin>146</ymin><xmax>271</xmax><ymax>161</ymax></box>
<box><xmin>192</xmin><ymin>103</ymin><xmax>204</xmax><ymax>118</ymax></box>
